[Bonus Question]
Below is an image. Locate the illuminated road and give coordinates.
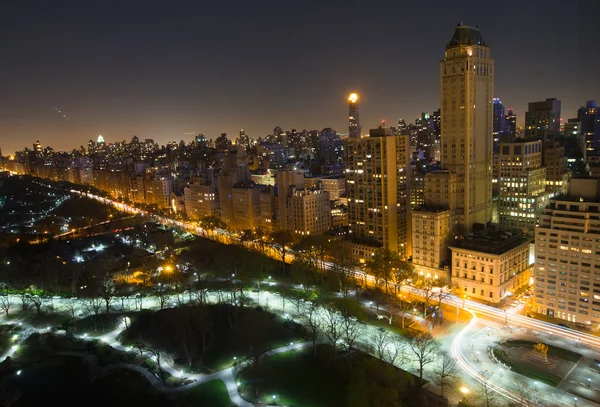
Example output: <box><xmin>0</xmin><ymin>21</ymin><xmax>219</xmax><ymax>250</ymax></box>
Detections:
<box><xmin>75</xmin><ymin>190</ymin><xmax>600</xmax><ymax>349</ymax></box>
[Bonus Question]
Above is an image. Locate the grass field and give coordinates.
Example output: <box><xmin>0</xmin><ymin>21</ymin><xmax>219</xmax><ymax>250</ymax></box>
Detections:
<box><xmin>493</xmin><ymin>348</ymin><xmax>563</xmax><ymax>387</ymax></box>
<box><xmin>502</xmin><ymin>339</ymin><xmax>582</xmax><ymax>363</ymax></box>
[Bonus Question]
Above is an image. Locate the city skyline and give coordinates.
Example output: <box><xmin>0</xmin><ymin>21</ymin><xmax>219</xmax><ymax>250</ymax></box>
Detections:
<box><xmin>1</xmin><ymin>1</ymin><xmax>599</xmax><ymax>154</ymax></box>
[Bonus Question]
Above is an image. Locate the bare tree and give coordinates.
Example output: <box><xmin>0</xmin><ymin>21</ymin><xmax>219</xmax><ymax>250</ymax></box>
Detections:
<box><xmin>415</xmin><ymin>276</ymin><xmax>438</xmax><ymax>317</ymax></box>
<box><xmin>477</xmin><ymin>372</ymin><xmax>500</xmax><ymax>407</ymax></box>
<box><xmin>433</xmin><ymin>279</ymin><xmax>452</xmax><ymax>308</ymax></box>
<box><xmin>329</xmin><ymin>240</ymin><xmax>355</xmax><ymax>299</ymax></box>
<box><xmin>297</xmin><ymin>301</ymin><xmax>320</xmax><ymax>357</ymax></box>
<box><xmin>512</xmin><ymin>379</ymin><xmax>546</xmax><ymax>407</ymax></box>
<box><xmin>153</xmin><ymin>283</ymin><xmax>170</xmax><ymax>310</ymax></box>
<box><xmin>319</xmin><ymin>304</ymin><xmax>344</xmax><ymax>364</ymax></box>
<box><xmin>368</xmin><ymin>329</ymin><xmax>391</xmax><ymax>361</ymax></box>
<box><xmin>386</xmin><ymin>335</ymin><xmax>407</xmax><ymax>367</ymax></box>
<box><xmin>142</xmin><ymin>339</ymin><xmax>163</xmax><ymax>373</ymax></box>
<box><xmin>84</xmin><ymin>297</ymin><xmax>103</xmax><ymax>331</ymax></box>
<box><xmin>269</xmin><ymin>229</ymin><xmax>295</xmax><ymax>275</ymax></box>
<box><xmin>366</xmin><ymin>248</ymin><xmax>412</xmax><ymax>325</ymax></box>
<box><xmin>0</xmin><ymin>294</ymin><xmax>11</xmax><ymax>316</ymax></box>
<box><xmin>62</xmin><ymin>297</ymin><xmax>79</xmax><ymax>330</ymax></box>
<box><xmin>407</xmin><ymin>331</ymin><xmax>441</xmax><ymax>381</ymax></box>
<box><xmin>99</xmin><ymin>275</ymin><xmax>117</xmax><ymax>314</ymax></box>
<box><xmin>433</xmin><ymin>350</ymin><xmax>457</xmax><ymax>397</ymax></box>
<box><xmin>340</xmin><ymin>313</ymin><xmax>364</xmax><ymax>356</ymax></box>
<box><xmin>26</xmin><ymin>294</ymin><xmax>46</xmax><ymax>315</ymax></box>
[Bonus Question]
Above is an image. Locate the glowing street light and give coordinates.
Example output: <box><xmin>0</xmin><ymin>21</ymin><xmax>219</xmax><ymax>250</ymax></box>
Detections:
<box><xmin>460</xmin><ymin>386</ymin><xmax>470</xmax><ymax>395</ymax></box>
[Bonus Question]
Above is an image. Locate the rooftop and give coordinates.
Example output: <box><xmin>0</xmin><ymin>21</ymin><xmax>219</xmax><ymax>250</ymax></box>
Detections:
<box><xmin>446</xmin><ymin>23</ymin><xmax>487</xmax><ymax>49</ymax></box>
<box><xmin>451</xmin><ymin>228</ymin><xmax>529</xmax><ymax>255</ymax></box>
<box><xmin>413</xmin><ymin>205</ymin><xmax>452</xmax><ymax>214</ymax></box>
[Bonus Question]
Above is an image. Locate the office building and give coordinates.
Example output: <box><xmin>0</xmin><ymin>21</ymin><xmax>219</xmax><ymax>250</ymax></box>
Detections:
<box><xmin>534</xmin><ymin>178</ymin><xmax>600</xmax><ymax>326</ymax></box>
<box><xmin>440</xmin><ymin>23</ymin><xmax>493</xmax><ymax>232</ymax></box>
<box><xmin>345</xmin><ymin>127</ymin><xmax>410</xmax><ymax>258</ymax></box>
<box><xmin>525</xmin><ymin>98</ymin><xmax>561</xmax><ymax>139</ymax></box>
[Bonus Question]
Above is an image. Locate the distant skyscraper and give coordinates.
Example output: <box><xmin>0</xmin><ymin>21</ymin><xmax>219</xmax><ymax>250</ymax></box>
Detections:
<box><xmin>33</xmin><ymin>141</ymin><xmax>42</xmax><ymax>154</ymax></box>
<box><xmin>525</xmin><ymin>98</ymin><xmax>561</xmax><ymax>139</ymax></box>
<box><xmin>348</xmin><ymin>93</ymin><xmax>361</xmax><ymax>138</ymax></box>
<box><xmin>505</xmin><ymin>108</ymin><xmax>517</xmax><ymax>137</ymax></box>
<box><xmin>492</xmin><ymin>98</ymin><xmax>505</xmax><ymax>153</ymax></box>
<box><xmin>577</xmin><ymin>100</ymin><xmax>600</xmax><ymax>156</ymax></box>
<box><xmin>440</xmin><ymin>23</ymin><xmax>493</xmax><ymax>232</ymax></box>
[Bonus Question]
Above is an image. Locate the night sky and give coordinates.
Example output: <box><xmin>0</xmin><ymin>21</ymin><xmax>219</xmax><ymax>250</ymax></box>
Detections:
<box><xmin>1</xmin><ymin>1</ymin><xmax>598</xmax><ymax>153</ymax></box>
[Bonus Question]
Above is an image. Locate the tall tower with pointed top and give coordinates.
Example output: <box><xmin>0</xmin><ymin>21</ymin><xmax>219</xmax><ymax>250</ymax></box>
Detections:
<box><xmin>440</xmin><ymin>23</ymin><xmax>493</xmax><ymax>232</ymax></box>
<box><xmin>348</xmin><ymin>93</ymin><xmax>361</xmax><ymax>138</ymax></box>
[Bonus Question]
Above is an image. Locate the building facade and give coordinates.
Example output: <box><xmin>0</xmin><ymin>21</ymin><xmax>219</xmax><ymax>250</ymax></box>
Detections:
<box><xmin>451</xmin><ymin>229</ymin><xmax>531</xmax><ymax>303</ymax></box>
<box><xmin>345</xmin><ymin>127</ymin><xmax>411</xmax><ymax>258</ymax></box>
<box><xmin>497</xmin><ymin>140</ymin><xmax>552</xmax><ymax>233</ymax></box>
<box><xmin>534</xmin><ymin>178</ymin><xmax>600</xmax><ymax>326</ymax></box>
<box><xmin>440</xmin><ymin>24</ymin><xmax>493</xmax><ymax>232</ymax></box>
<box><xmin>287</xmin><ymin>189</ymin><xmax>332</xmax><ymax>236</ymax></box>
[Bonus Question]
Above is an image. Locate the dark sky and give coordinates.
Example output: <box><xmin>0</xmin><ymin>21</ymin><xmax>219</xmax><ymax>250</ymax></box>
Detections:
<box><xmin>1</xmin><ymin>1</ymin><xmax>598</xmax><ymax>153</ymax></box>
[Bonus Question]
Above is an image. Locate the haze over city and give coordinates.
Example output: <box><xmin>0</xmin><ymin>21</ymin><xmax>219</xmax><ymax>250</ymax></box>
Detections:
<box><xmin>2</xmin><ymin>2</ymin><xmax>600</xmax><ymax>407</ymax></box>
<box><xmin>1</xmin><ymin>0</ymin><xmax>599</xmax><ymax>153</ymax></box>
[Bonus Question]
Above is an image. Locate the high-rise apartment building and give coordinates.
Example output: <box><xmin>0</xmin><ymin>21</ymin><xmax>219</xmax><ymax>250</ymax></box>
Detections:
<box><xmin>440</xmin><ymin>23</ymin><xmax>493</xmax><ymax>232</ymax></box>
<box><xmin>348</xmin><ymin>93</ymin><xmax>361</xmax><ymax>138</ymax></box>
<box><xmin>184</xmin><ymin>178</ymin><xmax>220</xmax><ymax>221</ymax></box>
<box><xmin>498</xmin><ymin>140</ymin><xmax>552</xmax><ymax>233</ymax></box>
<box><xmin>577</xmin><ymin>100</ymin><xmax>600</xmax><ymax>156</ymax></box>
<box><xmin>230</xmin><ymin>184</ymin><xmax>261</xmax><ymax>230</ymax></box>
<box><xmin>534</xmin><ymin>178</ymin><xmax>600</xmax><ymax>326</ymax></box>
<box><xmin>287</xmin><ymin>189</ymin><xmax>332</xmax><ymax>236</ymax></box>
<box><xmin>525</xmin><ymin>98</ymin><xmax>561</xmax><ymax>139</ymax></box>
<box><xmin>411</xmin><ymin>171</ymin><xmax>457</xmax><ymax>278</ymax></box>
<box><xmin>345</xmin><ymin>127</ymin><xmax>410</xmax><ymax>258</ymax></box>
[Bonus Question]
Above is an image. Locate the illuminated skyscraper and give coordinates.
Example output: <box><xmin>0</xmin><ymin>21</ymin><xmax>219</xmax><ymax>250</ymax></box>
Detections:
<box><xmin>348</xmin><ymin>93</ymin><xmax>361</xmax><ymax>138</ymax></box>
<box><xmin>440</xmin><ymin>23</ymin><xmax>493</xmax><ymax>232</ymax></box>
<box><xmin>492</xmin><ymin>98</ymin><xmax>505</xmax><ymax>153</ymax></box>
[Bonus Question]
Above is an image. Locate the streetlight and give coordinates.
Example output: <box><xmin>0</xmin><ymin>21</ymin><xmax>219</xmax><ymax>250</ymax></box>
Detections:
<box><xmin>460</xmin><ymin>386</ymin><xmax>470</xmax><ymax>395</ymax></box>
